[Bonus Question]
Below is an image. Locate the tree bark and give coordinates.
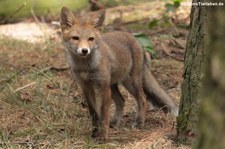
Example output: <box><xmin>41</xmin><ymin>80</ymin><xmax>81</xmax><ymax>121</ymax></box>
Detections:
<box><xmin>196</xmin><ymin>2</ymin><xmax>225</xmax><ymax>149</ymax></box>
<box><xmin>176</xmin><ymin>0</ymin><xmax>207</xmax><ymax>144</ymax></box>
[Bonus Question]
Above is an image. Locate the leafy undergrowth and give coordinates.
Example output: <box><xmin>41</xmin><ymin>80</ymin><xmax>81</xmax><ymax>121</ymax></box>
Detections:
<box><xmin>0</xmin><ymin>33</ymin><xmax>189</xmax><ymax>148</ymax></box>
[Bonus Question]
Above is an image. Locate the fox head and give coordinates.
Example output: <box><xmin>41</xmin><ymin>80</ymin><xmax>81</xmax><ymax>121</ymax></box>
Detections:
<box><xmin>60</xmin><ymin>7</ymin><xmax>105</xmax><ymax>58</ymax></box>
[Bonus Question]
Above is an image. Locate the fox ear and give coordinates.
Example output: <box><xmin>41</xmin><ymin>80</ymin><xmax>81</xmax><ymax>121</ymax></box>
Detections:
<box><xmin>60</xmin><ymin>7</ymin><xmax>78</xmax><ymax>29</ymax></box>
<box><xmin>90</xmin><ymin>9</ymin><xmax>105</xmax><ymax>29</ymax></box>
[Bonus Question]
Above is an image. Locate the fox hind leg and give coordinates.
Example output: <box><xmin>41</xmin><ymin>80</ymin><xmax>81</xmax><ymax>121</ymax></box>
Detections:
<box><xmin>110</xmin><ymin>84</ymin><xmax>125</xmax><ymax>129</ymax></box>
<box><xmin>122</xmin><ymin>78</ymin><xmax>147</xmax><ymax>129</ymax></box>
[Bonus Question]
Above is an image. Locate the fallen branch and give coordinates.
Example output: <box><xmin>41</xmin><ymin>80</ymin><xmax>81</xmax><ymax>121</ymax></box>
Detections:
<box><xmin>14</xmin><ymin>82</ymin><xmax>36</xmax><ymax>92</ymax></box>
<box><xmin>161</xmin><ymin>43</ymin><xmax>184</xmax><ymax>61</ymax></box>
<box><xmin>170</xmin><ymin>36</ymin><xmax>186</xmax><ymax>49</ymax></box>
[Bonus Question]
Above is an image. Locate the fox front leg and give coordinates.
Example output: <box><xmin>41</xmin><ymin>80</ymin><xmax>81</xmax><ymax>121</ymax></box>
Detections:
<box><xmin>98</xmin><ymin>85</ymin><xmax>111</xmax><ymax>141</ymax></box>
<box><xmin>81</xmin><ymin>85</ymin><xmax>100</xmax><ymax>138</ymax></box>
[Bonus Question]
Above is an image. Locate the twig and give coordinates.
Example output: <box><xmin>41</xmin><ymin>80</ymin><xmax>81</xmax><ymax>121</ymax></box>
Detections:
<box><xmin>35</xmin><ymin>116</ymin><xmax>46</xmax><ymax>124</ymax></box>
<box><xmin>33</xmin><ymin>66</ymin><xmax>69</xmax><ymax>74</ymax></box>
<box><xmin>14</xmin><ymin>82</ymin><xmax>36</xmax><ymax>92</ymax></box>
<box><xmin>168</xmin><ymin>18</ymin><xmax>180</xmax><ymax>35</ymax></box>
<box><xmin>0</xmin><ymin>141</ymin><xmax>34</xmax><ymax>146</ymax></box>
<box><xmin>161</xmin><ymin>43</ymin><xmax>184</xmax><ymax>61</ymax></box>
<box><xmin>144</xmin><ymin>28</ymin><xmax>168</xmax><ymax>36</ymax></box>
<box><xmin>89</xmin><ymin>0</ymin><xmax>106</xmax><ymax>11</ymax></box>
<box><xmin>152</xmin><ymin>138</ymin><xmax>162</xmax><ymax>149</ymax></box>
<box><xmin>0</xmin><ymin>69</ymin><xmax>25</xmax><ymax>84</ymax></box>
<box><xmin>45</xmin><ymin>66</ymin><xmax>69</xmax><ymax>72</ymax></box>
<box><xmin>31</xmin><ymin>8</ymin><xmax>40</xmax><ymax>24</ymax></box>
<box><xmin>170</xmin><ymin>36</ymin><xmax>186</xmax><ymax>49</ymax></box>
<box><xmin>31</xmin><ymin>0</ymin><xmax>40</xmax><ymax>23</ymax></box>
<box><xmin>1</xmin><ymin>2</ymin><xmax>27</xmax><ymax>23</ymax></box>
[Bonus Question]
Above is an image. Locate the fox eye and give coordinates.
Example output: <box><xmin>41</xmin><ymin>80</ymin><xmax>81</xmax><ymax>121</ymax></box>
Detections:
<box><xmin>72</xmin><ymin>36</ymin><xmax>79</xmax><ymax>40</ymax></box>
<box><xmin>88</xmin><ymin>37</ymin><xmax>94</xmax><ymax>41</ymax></box>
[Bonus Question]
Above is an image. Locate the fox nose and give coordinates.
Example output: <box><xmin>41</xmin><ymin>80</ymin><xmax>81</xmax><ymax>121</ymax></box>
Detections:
<box><xmin>82</xmin><ymin>48</ymin><xmax>88</xmax><ymax>54</ymax></box>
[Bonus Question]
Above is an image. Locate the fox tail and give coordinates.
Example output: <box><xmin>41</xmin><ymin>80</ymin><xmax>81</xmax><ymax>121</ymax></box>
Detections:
<box><xmin>142</xmin><ymin>54</ymin><xmax>179</xmax><ymax>116</ymax></box>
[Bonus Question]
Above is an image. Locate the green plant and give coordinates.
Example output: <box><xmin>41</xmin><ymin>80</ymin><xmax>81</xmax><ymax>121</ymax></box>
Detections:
<box><xmin>165</xmin><ymin>0</ymin><xmax>182</xmax><ymax>12</ymax></box>
<box><xmin>133</xmin><ymin>33</ymin><xmax>156</xmax><ymax>58</ymax></box>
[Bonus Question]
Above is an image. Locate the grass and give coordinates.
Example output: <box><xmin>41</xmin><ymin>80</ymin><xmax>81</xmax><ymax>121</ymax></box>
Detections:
<box><xmin>0</xmin><ymin>36</ymin><xmax>147</xmax><ymax>148</ymax></box>
<box><xmin>0</xmin><ymin>37</ymin><xmax>100</xmax><ymax>148</ymax></box>
<box><xmin>0</xmin><ymin>35</ymin><xmax>188</xmax><ymax>148</ymax></box>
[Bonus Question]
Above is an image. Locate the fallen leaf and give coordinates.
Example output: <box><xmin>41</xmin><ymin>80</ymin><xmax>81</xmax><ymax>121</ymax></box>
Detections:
<box><xmin>20</xmin><ymin>92</ymin><xmax>32</xmax><ymax>102</ymax></box>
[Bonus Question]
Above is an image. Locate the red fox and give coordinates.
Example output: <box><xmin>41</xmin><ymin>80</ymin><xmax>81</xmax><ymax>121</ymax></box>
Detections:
<box><xmin>60</xmin><ymin>7</ymin><xmax>178</xmax><ymax>141</ymax></box>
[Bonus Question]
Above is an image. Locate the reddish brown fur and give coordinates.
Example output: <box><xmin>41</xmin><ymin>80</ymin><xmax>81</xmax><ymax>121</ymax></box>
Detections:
<box><xmin>60</xmin><ymin>7</ymin><xmax>178</xmax><ymax>141</ymax></box>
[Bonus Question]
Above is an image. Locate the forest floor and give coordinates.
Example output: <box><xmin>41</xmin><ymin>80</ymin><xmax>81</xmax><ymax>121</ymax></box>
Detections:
<box><xmin>0</xmin><ymin>2</ymin><xmax>191</xmax><ymax>149</ymax></box>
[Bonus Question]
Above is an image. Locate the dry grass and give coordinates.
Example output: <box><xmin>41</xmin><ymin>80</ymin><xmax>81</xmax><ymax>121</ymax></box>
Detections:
<box><xmin>0</xmin><ymin>37</ymin><xmax>95</xmax><ymax>148</ymax></box>
<box><xmin>0</xmin><ymin>36</ymin><xmax>190</xmax><ymax>148</ymax></box>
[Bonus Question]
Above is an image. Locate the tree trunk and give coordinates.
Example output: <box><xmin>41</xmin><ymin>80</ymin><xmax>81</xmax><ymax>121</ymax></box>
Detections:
<box><xmin>176</xmin><ymin>0</ymin><xmax>207</xmax><ymax>144</ymax></box>
<box><xmin>196</xmin><ymin>2</ymin><xmax>225</xmax><ymax>149</ymax></box>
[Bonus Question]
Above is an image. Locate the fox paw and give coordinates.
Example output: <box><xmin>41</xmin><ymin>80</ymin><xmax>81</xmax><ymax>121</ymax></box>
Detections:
<box><xmin>91</xmin><ymin>130</ymin><xmax>109</xmax><ymax>142</ymax></box>
<box><xmin>132</xmin><ymin>120</ymin><xmax>144</xmax><ymax>130</ymax></box>
<box><xmin>92</xmin><ymin>134</ymin><xmax>108</xmax><ymax>142</ymax></box>
<box><xmin>109</xmin><ymin>120</ymin><xmax>119</xmax><ymax>130</ymax></box>
<box><xmin>91</xmin><ymin>128</ymin><xmax>100</xmax><ymax>138</ymax></box>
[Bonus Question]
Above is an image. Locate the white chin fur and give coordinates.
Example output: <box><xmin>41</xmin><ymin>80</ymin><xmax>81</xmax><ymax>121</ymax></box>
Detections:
<box><xmin>76</xmin><ymin>47</ymin><xmax>91</xmax><ymax>55</ymax></box>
